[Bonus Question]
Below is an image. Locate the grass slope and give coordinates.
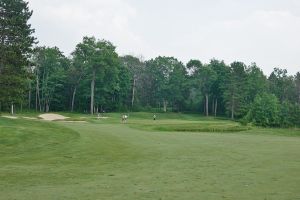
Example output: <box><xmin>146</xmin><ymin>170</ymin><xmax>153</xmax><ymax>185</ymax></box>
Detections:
<box><xmin>0</xmin><ymin>113</ymin><xmax>300</xmax><ymax>200</ymax></box>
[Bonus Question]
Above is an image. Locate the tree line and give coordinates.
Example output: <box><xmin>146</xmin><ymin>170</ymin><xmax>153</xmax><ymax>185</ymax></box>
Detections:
<box><xmin>0</xmin><ymin>0</ymin><xmax>299</xmax><ymax>127</ymax></box>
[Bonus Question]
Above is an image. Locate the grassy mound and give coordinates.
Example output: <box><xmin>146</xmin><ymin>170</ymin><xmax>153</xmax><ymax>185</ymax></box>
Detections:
<box><xmin>0</xmin><ymin>118</ymin><xmax>79</xmax><ymax>160</ymax></box>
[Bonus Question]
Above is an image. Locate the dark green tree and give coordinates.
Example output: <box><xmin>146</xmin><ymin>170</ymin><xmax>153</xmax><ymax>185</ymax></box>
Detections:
<box><xmin>120</xmin><ymin>55</ymin><xmax>145</xmax><ymax>109</ymax></box>
<box><xmin>210</xmin><ymin>59</ymin><xmax>230</xmax><ymax>116</ymax></box>
<box><xmin>190</xmin><ymin>61</ymin><xmax>216</xmax><ymax>117</ymax></box>
<box><xmin>32</xmin><ymin>46</ymin><xmax>69</xmax><ymax>112</ymax></box>
<box><xmin>268</xmin><ymin>68</ymin><xmax>296</xmax><ymax>103</ymax></box>
<box><xmin>224</xmin><ymin>62</ymin><xmax>247</xmax><ymax>119</ymax></box>
<box><xmin>73</xmin><ymin>36</ymin><xmax>119</xmax><ymax>114</ymax></box>
<box><xmin>0</xmin><ymin>0</ymin><xmax>35</xmax><ymax>114</ymax></box>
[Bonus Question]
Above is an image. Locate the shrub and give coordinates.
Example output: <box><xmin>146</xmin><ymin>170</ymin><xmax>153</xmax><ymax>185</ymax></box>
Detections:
<box><xmin>246</xmin><ymin>93</ymin><xmax>280</xmax><ymax>127</ymax></box>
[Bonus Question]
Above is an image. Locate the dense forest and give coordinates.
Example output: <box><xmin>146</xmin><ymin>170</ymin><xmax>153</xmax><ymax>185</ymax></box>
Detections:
<box><xmin>0</xmin><ymin>0</ymin><xmax>299</xmax><ymax>127</ymax></box>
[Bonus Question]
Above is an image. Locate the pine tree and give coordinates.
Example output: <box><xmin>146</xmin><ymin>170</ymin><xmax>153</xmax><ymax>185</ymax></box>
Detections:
<box><xmin>0</xmin><ymin>0</ymin><xmax>35</xmax><ymax>113</ymax></box>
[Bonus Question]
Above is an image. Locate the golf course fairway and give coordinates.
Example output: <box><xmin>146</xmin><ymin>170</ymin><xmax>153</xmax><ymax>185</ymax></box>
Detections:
<box><xmin>0</xmin><ymin>113</ymin><xmax>299</xmax><ymax>200</ymax></box>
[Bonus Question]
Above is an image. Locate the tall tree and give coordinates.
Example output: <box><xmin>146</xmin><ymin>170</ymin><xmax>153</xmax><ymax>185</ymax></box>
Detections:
<box><xmin>268</xmin><ymin>68</ymin><xmax>296</xmax><ymax>103</ymax></box>
<box><xmin>224</xmin><ymin>62</ymin><xmax>247</xmax><ymax>119</ymax></box>
<box><xmin>188</xmin><ymin>60</ymin><xmax>216</xmax><ymax>116</ymax></box>
<box><xmin>167</xmin><ymin>61</ymin><xmax>188</xmax><ymax>111</ymax></box>
<box><xmin>73</xmin><ymin>36</ymin><xmax>118</xmax><ymax>114</ymax></box>
<box><xmin>210</xmin><ymin>59</ymin><xmax>230</xmax><ymax>117</ymax></box>
<box><xmin>0</xmin><ymin>0</ymin><xmax>35</xmax><ymax>114</ymax></box>
<box><xmin>146</xmin><ymin>56</ymin><xmax>184</xmax><ymax>112</ymax></box>
<box><xmin>32</xmin><ymin>46</ymin><xmax>69</xmax><ymax>112</ymax></box>
<box><xmin>120</xmin><ymin>55</ymin><xmax>144</xmax><ymax>108</ymax></box>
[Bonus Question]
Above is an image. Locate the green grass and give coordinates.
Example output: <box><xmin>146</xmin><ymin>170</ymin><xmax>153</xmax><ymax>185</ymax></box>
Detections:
<box><xmin>0</xmin><ymin>113</ymin><xmax>300</xmax><ymax>200</ymax></box>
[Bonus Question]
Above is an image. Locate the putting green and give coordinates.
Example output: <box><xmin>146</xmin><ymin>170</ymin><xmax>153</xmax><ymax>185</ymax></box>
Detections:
<box><xmin>0</xmin><ymin>114</ymin><xmax>299</xmax><ymax>200</ymax></box>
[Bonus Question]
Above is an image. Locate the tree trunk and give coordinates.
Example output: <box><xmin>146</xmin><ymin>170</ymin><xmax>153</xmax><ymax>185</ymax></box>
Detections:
<box><xmin>36</xmin><ymin>70</ymin><xmax>41</xmax><ymax>112</ymax></box>
<box><xmin>214</xmin><ymin>98</ymin><xmax>218</xmax><ymax>117</ymax></box>
<box><xmin>28</xmin><ymin>81</ymin><xmax>31</xmax><ymax>109</ymax></box>
<box><xmin>231</xmin><ymin>95</ymin><xmax>234</xmax><ymax>119</ymax></box>
<box><xmin>205</xmin><ymin>94</ymin><xmax>209</xmax><ymax>117</ymax></box>
<box><xmin>45</xmin><ymin>100</ymin><xmax>49</xmax><ymax>112</ymax></box>
<box><xmin>71</xmin><ymin>87</ymin><xmax>77</xmax><ymax>112</ymax></box>
<box><xmin>163</xmin><ymin>99</ymin><xmax>167</xmax><ymax>112</ymax></box>
<box><xmin>212</xmin><ymin>98</ymin><xmax>214</xmax><ymax>116</ymax></box>
<box><xmin>90</xmin><ymin>69</ymin><xmax>96</xmax><ymax>115</ymax></box>
<box><xmin>35</xmin><ymin>83</ymin><xmax>37</xmax><ymax>111</ymax></box>
<box><xmin>131</xmin><ymin>77</ymin><xmax>136</xmax><ymax>107</ymax></box>
<box><xmin>41</xmin><ymin>67</ymin><xmax>46</xmax><ymax>112</ymax></box>
<box><xmin>11</xmin><ymin>103</ymin><xmax>14</xmax><ymax>115</ymax></box>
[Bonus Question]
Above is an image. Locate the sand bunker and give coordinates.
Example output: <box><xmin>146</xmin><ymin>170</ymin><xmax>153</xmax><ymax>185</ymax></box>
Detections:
<box><xmin>2</xmin><ymin>115</ymin><xmax>18</xmax><ymax>119</ymax></box>
<box><xmin>39</xmin><ymin>113</ymin><xmax>69</xmax><ymax>121</ymax></box>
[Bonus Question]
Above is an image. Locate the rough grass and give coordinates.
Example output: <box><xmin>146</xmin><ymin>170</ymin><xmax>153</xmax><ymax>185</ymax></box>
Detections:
<box><xmin>0</xmin><ymin>113</ymin><xmax>300</xmax><ymax>200</ymax></box>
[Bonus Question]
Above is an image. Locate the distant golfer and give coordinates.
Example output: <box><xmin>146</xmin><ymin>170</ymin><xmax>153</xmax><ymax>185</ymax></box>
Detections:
<box><xmin>122</xmin><ymin>114</ymin><xmax>128</xmax><ymax>123</ymax></box>
<box><xmin>153</xmin><ymin>114</ymin><xmax>156</xmax><ymax>120</ymax></box>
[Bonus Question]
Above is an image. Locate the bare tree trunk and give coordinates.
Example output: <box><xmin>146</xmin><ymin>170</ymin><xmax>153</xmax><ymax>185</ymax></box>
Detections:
<box><xmin>35</xmin><ymin>83</ymin><xmax>38</xmax><ymax>111</ymax></box>
<box><xmin>163</xmin><ymin>99</ymin><xmax>167</xmax><ymax>112</ymax></box>
<box><xmin>71</xmin><ymin>87</ymin><xmax>77</xmax><ymax>112</ymax></box>
<box><xmin>41</xmin><ymin>67</ymin><xmax>46</xmax><ymax>112</ymax></box>
<box><xmin>35</xmin><ymin>69</ymin><xmax>41</xmax><ymax>112</ymax></box>
<box><xmin>231</xmin><ymin>95</ymin><xmax>234</xmax><ymax>119</ymax></box>
<box><xmin>90</xmin><ymin>69</ymin><xmax>96</xmax><ymax>115</ymax></box>
<box><xmin>131</xmin><ymin>77</ymin><xmax>136</xmax><ymax>107</ymax></box>
<box><xmin>214</xmin><ymin>98</ymin><xmax>218</xmax><ymax>117</ymax></box>
<box><xmin>28</xmin><ymin>81</ymin><xmax>31</xmax><ymax>110</ymax></box>
<box><xmin>212</xmin><ymin>98</ymin><xmax>214</xmax><ymax>116</ymax></box>
<box><xmin>45</xmin><ymin>100</ymin><xmax>49</xmax><ymax>112</ymax></box>
<box><xmin>11</xmin><ymin>103</ymin><xmax>14</xmax><ymax>115</ymax></box>
<box><xmin>205</xmin><ymin>94</ymin><xmax>209</xmax><ymax>117</ymax></box>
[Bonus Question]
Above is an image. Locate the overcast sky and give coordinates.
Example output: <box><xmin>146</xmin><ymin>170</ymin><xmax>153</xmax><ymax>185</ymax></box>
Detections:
<box><xmin>27</xmin><ymin>0</ymin><xmax>300</xmax><ymax>76</ymax></box>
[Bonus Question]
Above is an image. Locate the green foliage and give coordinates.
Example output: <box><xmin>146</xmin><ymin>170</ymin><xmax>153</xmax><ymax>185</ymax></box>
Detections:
<box><xmin>280</xmin><ymin>101</ymin><xmax>300</xmax><ymax>127</ymax></box>
<box><xmin>145</xmin><ymin>56</ymin><xmax>188</xmax><ymax>111</ymax></box>
<box><xmin>0</xmin><ymin>0</ymin><xmax>35</xmax><ymax>110</ymax></box>
<box><xmin>246</xmin><ymin>93</ymin><xmax>281</xmax><ymax>127</ymax></box>
<box><xmin>223</xmin><ymin>62</ymin><xmax>248</xmax><ymax>119</ymax></box>
<box><xmin>32</xmin><ymin>47</ymin><xmax>69</xmax><ymax>111</ymax></box>
<box><xmin>268</xmin><ymin>68</ymin><xmax>296</xmax><ymax>103</ymax></box>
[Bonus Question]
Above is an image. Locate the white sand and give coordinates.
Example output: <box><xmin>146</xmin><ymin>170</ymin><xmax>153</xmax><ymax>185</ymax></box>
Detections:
<box><xmin>39</xmin><ymin>113</ymin><xmax>69</xmax><ymax>121</ymax></box>
<box><xmin>2</xmin><ymin>115</ymin><xmax>18</xmax><ymax>119</ymax></box>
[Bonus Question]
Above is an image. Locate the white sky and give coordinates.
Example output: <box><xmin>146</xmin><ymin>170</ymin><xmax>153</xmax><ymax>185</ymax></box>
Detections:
<box><xmin>28</xmin><ymin>0</ymin><xmax>300</xmax><ymax>76</ymax></box>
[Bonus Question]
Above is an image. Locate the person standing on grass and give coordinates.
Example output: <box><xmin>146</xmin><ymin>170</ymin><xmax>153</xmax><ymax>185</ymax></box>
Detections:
<box><xmin>122</xmin><ymin>114</ymin><xmax>128</xmax><ymax>123</ymax></box>
<box><xmin>153</xmin><ymin>114</ymin><xmax>156</xmax><ymax>120</ymax></box>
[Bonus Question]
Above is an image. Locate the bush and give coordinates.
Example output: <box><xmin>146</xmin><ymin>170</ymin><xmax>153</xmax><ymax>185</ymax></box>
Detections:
<box><xmin>246</xmin><ymin>93</ymin><xmax>280</xmax><ymax>127</ymax></box>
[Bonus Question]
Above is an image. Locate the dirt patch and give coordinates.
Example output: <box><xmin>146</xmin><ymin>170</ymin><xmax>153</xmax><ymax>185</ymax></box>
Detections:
<box><xmin>39</xmin><ymin>113</ymin><xmax>69</xmax><ymax>121</ymax></box>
